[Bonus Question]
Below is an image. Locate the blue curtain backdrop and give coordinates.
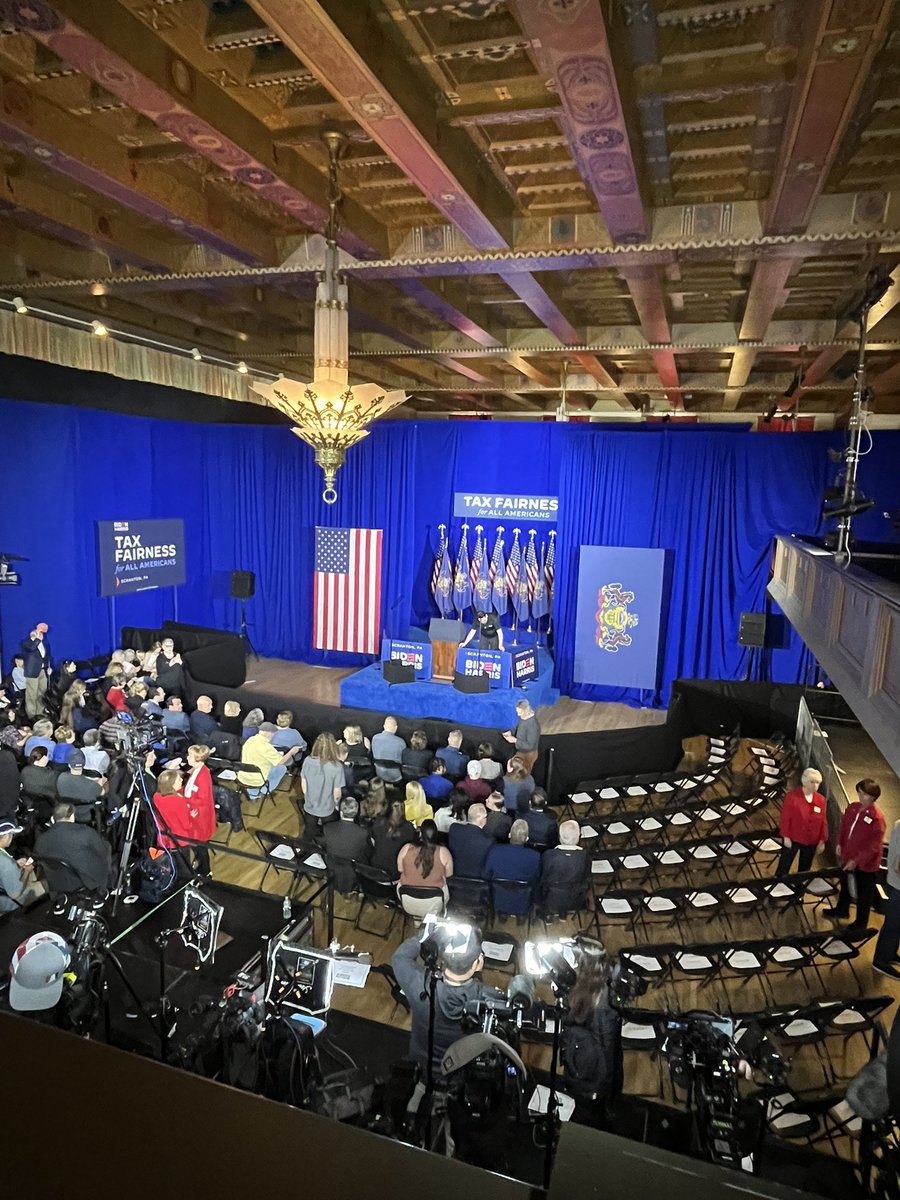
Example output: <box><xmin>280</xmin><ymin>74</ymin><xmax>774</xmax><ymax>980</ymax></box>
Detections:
<box><xmin>1</xmin><ymin>395</ymin><xmax>898</xmax><ymax>706</ymax></box>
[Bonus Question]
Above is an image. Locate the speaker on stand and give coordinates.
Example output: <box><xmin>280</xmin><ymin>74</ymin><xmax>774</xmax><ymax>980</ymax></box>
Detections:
<box><xmin>738</xmin><ymin>610</ymin><xmax>766</xmax><ymax>681</ymax></box>
<box><xmin>230</xmin><ymin>570</ymin><xmax>257</xmax><ymax>659</ymax></box>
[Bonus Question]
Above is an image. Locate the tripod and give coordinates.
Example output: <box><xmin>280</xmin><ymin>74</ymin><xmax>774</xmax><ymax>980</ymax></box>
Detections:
<box><xmin>238</xmin><ymin>597</ymin><xmax>257</xmax><ymax>659</ymax></box>
<box><xmin>111</xmin><ymin>755</ymin><xmax>172</xmax><ymax>915</ymax></box>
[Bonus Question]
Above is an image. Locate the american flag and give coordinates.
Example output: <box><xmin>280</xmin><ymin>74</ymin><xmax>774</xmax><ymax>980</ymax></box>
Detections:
<box><xmin>507</xmin><ymin>528</ymin><xmax>521</xmax><ymax>598</ymax></box>
<box><xmin>545</xmin><ymin>532</ymin><xmax>556</xmax><ymax>610</ymax></box>
<box><xmin>314</xmin><ymin>526</ymin><xmax>382</xmax><ymax>653</ymax></box>
<box><xmin>430</xmin><ymin>525</ymin><xmax>446</xmax><ymax>598</ymax></box>
<box><xmin>525</xmin><ymin>530</ymin><xmax>539</xmax><ymax>599</ymax></box>
<box><xmin>469</xmin><ymin>526</ymin><xmax>484</xmax><ymax>589</ymax></box>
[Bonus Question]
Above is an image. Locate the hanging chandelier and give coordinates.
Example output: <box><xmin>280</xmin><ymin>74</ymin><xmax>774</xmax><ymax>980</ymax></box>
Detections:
<box><xmin>252</xmin><ymin>130</ymin><xmax>406</xmax><ymax>504</ymax></box>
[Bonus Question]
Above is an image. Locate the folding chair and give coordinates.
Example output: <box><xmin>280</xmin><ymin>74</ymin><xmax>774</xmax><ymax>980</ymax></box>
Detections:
<box><xmin>722</xmin><ymin>881</ymin><xmax>769</xmax><ymax>934</ymax></box>
<box><xmin>721</xmin><ymin>940</ymin><xmax>771</xmax><ymax>1003</ymax></box>
<box><xmin>616</xmin><ymin>848</ymin><xmax>656</xmax><ymax>888</ymax></box>
<box><xmin>254</xmin><ymin>829</ymin><xmax>307</xmax><ymax>891</ymax></box>
<box><xmin>640</xmin><ymin>887</ymin><xmax>687</xmax><ymax>935</ymax></box>
<box><xmin>684</xmin><ymin>886</ymin><xmax>726</xmax><ymax>930</ymax></box>
<box><xmin>490</xmin><ymin>879</ymin><xmax>536</xmax><ymax>930</ymax></box>
<box><xmin>398</xmin><ymin>884</ymin><xmax>445</xmax><ymax>928</ymax></box>
<box><xmin>671</xmin><ymin>944</ymin><xmax>723</xmax><ymax>1009</ymax></box>
<box><xmin>369</xmin><ymin>962</ymin><xmax>410</xmax><ymax>1021</ymax></box>
<box><xmin>766</xmin><ymin>933</ymin><xmax>818</xmax><ymax>999</ymax></box>
<box><xmin>593</xmin><ymin>888</ymin><xmax>644</xmax><ymax>938</ymax></box>
<box><xmin>619</xmin><ymin>943</ymin><xmax>674</xmax><ymax>995</ymax></box>
<box><xmin>233</xmin><ymin>761</ymin><xmax>274</xmax><ymax>817</ymax></box>
<box><xmin>652</xmin><ymin>844</ymin><xmax>689</xmax><ymax>885</ymax></box>
<box><xmin>823</xmin><ymin>996</ymin><xmax>894</xmax><ymax>1061</ymax></box>
<box><xmin>480</xmin><ymin>928</ymin><xmax>520</xmax><ymax>977</ymax></box>
<box><xmin>620</xmin><ymin>1012</ymin><xmax>668</xmax><ymax>1099</ymax></box>
<box><xmin>816</xmin><ymin>929</ymin><xmax>874</xmax><ymax>993</ymax></box>
<box><xmin>446</xmin><ymin>875</ymin><xmax>492</xmax><ymax>926</ymax></box>
<box><xmin>353</xmin><ymin>863</ymin><xmax>402</xmax><ymax>938</ymax></box>
<box><xmin>685</xmin><ymin>839</ymin><xmax>724</xmax><ymax>878</ymax></box>
<box><xmin>771</xmin><ymin>1002</ymin><xmax>839</xmax><ymax>1087</ymax></box>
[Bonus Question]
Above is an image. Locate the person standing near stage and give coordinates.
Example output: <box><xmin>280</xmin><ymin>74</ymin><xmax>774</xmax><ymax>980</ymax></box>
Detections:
<box><xmin>873</xmin><ymin>818</ymin><xmax>900</xmax><ymax>979</ymax></box>
<box><xmin>502</xmin><ymin>699</ymin><xmax>540</xmax><ymax>773</ymax></box>
<box><xmin>778</xmin><ymin>768</ymin><xmax>828</xmax><ymax>874</ymax></box>
<box><xmin>20</xmin><ymin>622</ymin><xmax>51</xmax><ymax>718</ymax></box>
<box><xmin>460</xmin><ymin>609</ymin><xmax>504</xmax><ymax>652</ymax></box>
<box><xmin>831</xmin><ymin>778</ymin><xmax>886</xmax><ymax>933</ymax></box>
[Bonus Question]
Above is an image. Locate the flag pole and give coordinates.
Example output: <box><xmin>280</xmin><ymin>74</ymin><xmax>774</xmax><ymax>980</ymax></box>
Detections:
<box><xmin>536</xmin><ymin>538</ymin><xmax>545</xmax><ymax>649</ymax></box>
<box><xmin>527</xmin><ymin>528</ymin><xmax>537</xmax><ymax>636</ymax></box>
<box><xmin>546</xmin><ymin>529</ymin><xmax>556</xmax><ymax>647</ymax></box>
<box><xmin>510</xmin><ymin>526</ymin><xmax>521</xmax><ymax>646</ymax></box>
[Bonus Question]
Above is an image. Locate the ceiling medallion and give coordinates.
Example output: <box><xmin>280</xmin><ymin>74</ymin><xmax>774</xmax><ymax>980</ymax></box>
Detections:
<box><xmin>168</xmin><ymin>54</ymin><xmax>193</xmax><ymax>98</ymax></box>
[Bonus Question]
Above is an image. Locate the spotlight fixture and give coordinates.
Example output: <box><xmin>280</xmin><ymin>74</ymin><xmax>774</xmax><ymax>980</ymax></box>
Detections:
<box><xmin>12</xmin><ymin>296</ymin><xmax>27</xmax><ymax>314</ymax></box>
<box><xmin>783</xmin><ymin>369</ymin><xmax>801</xmax><ymax>399</ymax></box>
<box><xmin>90</xmin><ymin>283</ymin><xmax>107</xmax><ymax>297</ymax></box>
<box><xmin>236</xmin><ymin>360</ymin><xmax>249</xmax><ymax>374</ymax></box>
<box><xmin>190</xmin><ymin>347</ymin><xmax>202</xmax><ymax>361</ymax></box>
<box><xmin>91</xmin><ymin>320</ymin><xmax>108</xmax><ymax>337</ymax></box>
<box><xmin>763</xmin><ymin>401</ymin><xmax>777</xmax><ymax>423</ymax></box>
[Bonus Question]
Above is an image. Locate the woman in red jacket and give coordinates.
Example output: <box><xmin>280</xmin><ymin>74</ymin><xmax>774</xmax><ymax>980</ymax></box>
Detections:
<box><xmin>831</xmin><ymin>778</ymin><xmax>886</xmax><ymax>932</ymax></box>
<box><xmin>153</xmin><ymin>755</ymin><xmax>215</xmax><ymax>877</ymax></box>
<box><xmin>778</xmin><ymin>768</ymin><xmax>828</xmax><ymax>874</ymax></box>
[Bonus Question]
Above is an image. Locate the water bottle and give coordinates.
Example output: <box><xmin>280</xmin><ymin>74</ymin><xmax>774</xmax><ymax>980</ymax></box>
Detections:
<box><xmin>282</xmin><ymin>895</ymin><xmax>291</xmax><ymax>920</ymax></box>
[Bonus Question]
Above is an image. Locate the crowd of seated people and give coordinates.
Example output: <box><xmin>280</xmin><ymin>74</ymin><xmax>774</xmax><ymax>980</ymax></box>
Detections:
<box><xmin>2</xmin><ymin>629</ymin><xmax>578</xmax><ymax>924</ymax></box>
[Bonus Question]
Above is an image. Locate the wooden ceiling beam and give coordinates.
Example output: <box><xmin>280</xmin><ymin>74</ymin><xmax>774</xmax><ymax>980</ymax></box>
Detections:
<box><xmin>6</xmin><ymin>0</ymin><xmax>388</xmax><ymax>258</ymax></box>
<box><xmin>0</xmin><ymin>75</ymin><xmax>276</xmax><ymax>266</ymax></box>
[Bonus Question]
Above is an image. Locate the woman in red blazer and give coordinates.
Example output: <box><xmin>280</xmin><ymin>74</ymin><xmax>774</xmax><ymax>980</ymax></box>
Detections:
<box><xmin>831</xmin><ymin>778</ymin><xmax>886</xmax><ymax>932</ymax></box>
<box><xmin>778</xmin><ymin>768</ymin><xmax>828</xmax><ymax>874</ymax></box>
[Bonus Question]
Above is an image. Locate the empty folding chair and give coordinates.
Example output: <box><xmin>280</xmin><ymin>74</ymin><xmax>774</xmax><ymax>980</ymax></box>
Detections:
<box><xmin>823</xmin><ymin>996</ymin><xmax>894</xmax><ymax>1062</ymax></box>
<box><xmin>816</xmin><ymin>930</ymin><xmax>873</xmax><ymax>993</ymax></box>
<box><xmin>684</xmin><ymin>886</ymin><xmax>726</xmax><ymax>930</ymax></box>
<box><xmin>641</xmin><ymin>886</ymin><xmax>686</xmax><ymax>935</ymax></box>
<box><xmin>771</xmin><ymin>1002</ymin><xmax>838</xmax><ymax>1087</ymax></box>
<box><xmin>671</xmin><ymin>945</ymin><xmax>723</xmax><ymax>1007</ymax></box>
<box><xmin>616</xmin><ymin>849</ymin><xmax>656</xmax><ymax>888</ymax></box>
<box><xmin>353</xmin><ymin>863</ymin><xmax>401</xmax><ymax>938</ymax></box>
<box><xmin>652</xmin><ymin>845</ymin><xmax>689</xmax><ymax>884</ymax></box>
<box><xmin>766</xmin><ymin>934</ymin><xmax>818</xmax><ymax>998</ymax></box>
<box><xmin>594</xmin><ymin>888</ymin><xmax>644</xmax><ymax>938</ymax></box>
<box><xmin>721</xmin><ymin>940</ymin><xmax>772</xmax><ymax>1003</ymax></box>
<box><xmin>619</xmin><ymin>944</ymin><xmax>673</xmax><ymax>996</ymax></box>
<box><xmin>723</xmin><ymin>881</ymin><xmax>768</xmax><ymax>934</ymax></box>
<box><xmin>480</xmin><ymin>928</ymin><xmax>520</xmax><ymax>976</ymax></box>
<box><xmin>620</xmin><ymin>1012</ymin><xmax>668</xmax><ymax>1099</ymax></box>
<box><xmin>447</xmin><ymin>876</ymin><xmax>492</xmax><ymax>926</ymax></box>
<box><xmin>685</xmin><ymin>840</ymin><xmax>724</xmax><ymax>878</ymax></box>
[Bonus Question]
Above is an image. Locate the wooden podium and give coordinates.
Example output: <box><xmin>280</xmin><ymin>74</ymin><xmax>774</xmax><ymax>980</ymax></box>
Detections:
<box><xmin>428</xmin><ymin>618</ymin><xmax>464</xmax><ymax>681</ymax></box>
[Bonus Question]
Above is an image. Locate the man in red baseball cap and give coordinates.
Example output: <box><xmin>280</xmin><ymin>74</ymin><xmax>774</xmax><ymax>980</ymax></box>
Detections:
<box><xmin>20</xmin><ymin>622</ymin><xmax>51</xmax><ymax>718</ymax></box>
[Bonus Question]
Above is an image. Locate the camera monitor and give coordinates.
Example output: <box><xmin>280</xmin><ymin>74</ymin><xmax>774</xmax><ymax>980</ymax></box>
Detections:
<box><xmin>264</xmin><ymin>940</ymin><xmax>334</xmax><ymax>1016</ymax></box>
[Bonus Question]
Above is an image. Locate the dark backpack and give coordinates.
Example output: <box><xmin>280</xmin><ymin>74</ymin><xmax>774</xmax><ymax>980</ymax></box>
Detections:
<box><xmin>561</xmin><ymin>1023</ymin><xmax>601</xmax><ymax>1091</ymax></box>
<box><xmin>137</xmin><ymin>849</ymin><xmax>176</xmax><ymax>903</ymax></box>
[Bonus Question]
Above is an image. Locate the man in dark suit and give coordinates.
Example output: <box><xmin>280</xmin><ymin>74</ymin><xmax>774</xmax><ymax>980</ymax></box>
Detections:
<box><xmin>448</xmin><ymin>803</ymin><xmax>493</xmax><ymax>878</ymax></box>
<box><xmin>35</xmin><ymin>801</ymin><xmax>112</xmax><ymax>894</ymax></box>
<box><xmin>485</xmin><ymin>820</ymin><xmax>541</xmax><ymax>916</ymax></box>
<box><xmin>20</xmin><ymin>622</ymin><xmax>51</xmax><ymax>718</ymax></box>
<box><xmin>322</xmin><ymin>797</ymin><xmax>371</xmax><ymax>895</ymax></box>
<box><xmin>524</xmin><ymin>789</ymin><xmax>559</xmax><ymax>849</ymax></box>
<box><xmin>540</xmin><ymin>820</ymin><xmax>590</xmax><ymax>916</ymax></box>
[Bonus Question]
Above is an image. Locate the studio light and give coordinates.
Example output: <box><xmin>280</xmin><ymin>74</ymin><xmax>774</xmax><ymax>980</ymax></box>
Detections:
<box><xmin>419</xmin><ymin>916</ymin><xmax>476</xmax><ymax>968</ymax></box>
<box><xmin>523</xmin><ymin>938</ymin><xmax>578</xmax><ymax>986</ymax></box>
<box><xmin>763</xmin><ymin>401</ymin><xmax>777</xmax><ymax>423</ymax></box>
<box><xmin>251</xmin><ymin>128</ymin><xmax>405</xmax><ymax>504</ymax></box>
<box><xmin>190</xmin><ymin>347</ymin><xmax>202</xmax><ymax>361</ymax></box>
<box><xmin>91</xmin><ymin>320</ymin><xmax>108</xmax><ymax>337</ymax></box>
<box><xmin>12</xmin><ymin>296</ymin><xmax>28</xmax><ymax>314</ymax></box>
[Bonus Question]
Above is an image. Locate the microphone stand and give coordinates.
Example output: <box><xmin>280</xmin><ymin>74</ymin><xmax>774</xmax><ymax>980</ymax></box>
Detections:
<box><xmin>542</xmin><ymin>987</ymin><xmax>569</xmax><ymax>1189</ymax></box>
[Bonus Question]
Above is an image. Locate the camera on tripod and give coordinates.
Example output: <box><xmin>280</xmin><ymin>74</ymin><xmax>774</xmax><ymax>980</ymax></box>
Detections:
<box><xmin>114</xmin><ymin>711</ymin><xmax>163</xmax><ymax>757</ymax></box>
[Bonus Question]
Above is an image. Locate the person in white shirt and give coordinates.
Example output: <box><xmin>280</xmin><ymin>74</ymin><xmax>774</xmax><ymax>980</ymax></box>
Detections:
<box><xmin>81</xmin><ymin>729</ymin><xmax>110</xmax><ymax>775</ymax></box>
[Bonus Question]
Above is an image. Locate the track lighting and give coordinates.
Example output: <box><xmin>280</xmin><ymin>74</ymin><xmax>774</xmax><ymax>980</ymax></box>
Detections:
<box><xmin>190</xmin><ymin>347</ymin><xmax>202</xmax><ymax>361</ymax></box>
<box><xmin>91</xmin><ymin>320</ymin><xmax>108</xmax><ymax>337</ymax></box>
<box><xmin>236</xmin><ymin>360</ymin><xmax>248</xmax><ymax>375</ymax></box>
<box><xmin>12</xmin><ymin>296</ymin><xmax>27</xmax><ymax>314</ymax></box>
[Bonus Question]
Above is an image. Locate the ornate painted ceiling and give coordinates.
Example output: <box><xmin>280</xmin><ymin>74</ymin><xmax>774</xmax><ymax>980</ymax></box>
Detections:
<box><xmin>1</xmin><ymin>0</ymin><xmax>899</xmax><ymax>425</ymax></box>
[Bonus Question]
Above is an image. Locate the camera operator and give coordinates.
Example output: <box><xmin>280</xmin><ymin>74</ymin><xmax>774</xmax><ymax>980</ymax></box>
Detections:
<box><xmin>391</xmin><ymin>926</ymin><xmax>505</xmax><ymax>1076</ymax></box>
<box><xmin>560</xmin><ymin>938</ymin><xmax>623</xmax><ymax>1129</ymax></box>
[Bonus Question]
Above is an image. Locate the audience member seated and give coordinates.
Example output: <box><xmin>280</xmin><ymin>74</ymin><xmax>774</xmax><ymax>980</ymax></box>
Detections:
<box><xmin>405</xmin><ymin>780</ymin><xmax>434</xmax><ymax>828</ymax></box>
<box><xmin>459</xmin><ymin>760</ymin><xmax>492</xmax><ymax>805</ymax></box>
<box><xmin>477</xmin><ymin>741</ymin><xmax>503</xmax><ymax>784</ymax></box>
<box><xmin>35</xmin><ymin>801</ymin><xmax>112</xmax><ymax>895</ymax></box>
<box><xmin>56</xmin><ymin>749</ymin><xmax>107</xmax><ymax>823</ymax></box>
<box><xmin>524</xmin><ymin>788</ymin><xmax>558</xmax><ymax>848</ymax></box>
<box><xmin>189</xmin><ymin>695</ymin><xmax>219</xmax><ymax>742</ymax></box>
<box><xmin>238</xmin><ymin>721</ymin><xmax>299</xmax><ymax>797</ymax></box>
<box><xmin>0</xmin><ymin>747</ymin><xmax>19</xmax><ymax>821</ymax></box>
<box><xmin>370</xmin><ymin>799</ymin><xmax>416</xmax><ymax>876</ymax></box>
<box><xmin>141</xmin><ymin>686</ymin><xmax>166</xmax><ymax>718</ymax></box>
<box><xmin>154</xmin><ymin>638</ymin><xmax>185</xmax><ymax>694</ymax></box>
<box><xmin>0</xmin><ymin>717</ymin><xmax>29</xmax><ymax>755</ymax></box>
<box><xmin>105</xmin><ymin>668</ymin><xmax>129</xmax><ymax>713</ymax></box>
<box><xmin>21</xmin><ymin>747</ymin><xmax>59</xmax><ymax>820</ymax></box>
<box><xmin>162</xmin><ymin>696</ymin><xmax>190</xmax><ymax>737</ymax></box>
<box><xmin>343</xmin><ymin>725</ymin><xmax>374</xmax><ymax>784</ymax></box>
<box><xmin>502</xmin><ymin>755</ymin><xmax>535</xmax><ymax>816</ymax></box>
<box><xmin>54</xmin><ymin>659</ymin><xmax>78</xmax><ymax>703</ymax></box>
<box><xmin>372</xmin><ymin>715</ymin><xmax>405</xmax><ymax>783</ymax></box>
<box><xmin>397</xmin><ymin>819</ymin><xmax>453</xmax><ymax>900</ymax></box>
<box><xmin>3</xmin><ymin>655</ymin><xmax>26</xmax><ymax>704</ymax></box>
<box><xmin>60</xmin><ymin>680</ymin><xmax>94</xmax><ymax>734</ymax></box>
<box><xmin>271</xmin><ymin>710</ymin><xmax>307</xmax><ymax>755</ymax></box>
<box><xmin>540</xmin><ymin>820</ymin><xmax>590</xmax><ymax>916</ymax></box>
<box><xmin>402</xmin><ymin>729</ymin><xmax>433</xmax><ymax>778</ymax></box>
<box><xmin>126</xmin><ymin>680</ymin><xmax>148</xmax><ymax>715</ymax></box>
<box><xmin>300</xmin><ymin>732</ymin><xmax>343</xmax><ymax>839</ymax></box>
<box><xmin>151</xmin><ymin>768</ymin><xmax>214</xmax><ymax>876</ymax></box>
<box><xmin>24</xmin><ymin>718</ymin><xmax>55</xmax><ymax>759</ymax></box>
<box><xmin>420</xmin><ymin>758</ymin><xmax>454</xmax><ymax>807</ymax></box>
<box><xmin>51</xmin><ymin>725</ymin><xmax>76</xmax><ymax>765</ymax></box>
<box><xmin>219</xmin><ymin>700</ymin><xmax>243</xmax><ymax>737</ymax></box>
<box><xmin>448</xmin><ymin>803</ymin><xmax>493</xmax><ymax>877</ymax></box>
<box><xmin>0</xmin><ymin>818</ymin><xmax>43</xmax><ymax>912</ymax></box>
<box><xmin>434</xmin><ymin>789</ymin><xmax>468</xmax><ymax>835</ymax></box>
<box><xmin>485</xmin><ymin>819</ymin><xmax>541</xmax><ymax>916</ymax></box>
<box><xmin>436</xmin><ymin>729</ymin><xmax>469</xmax><ymax>779</ymax></box>
<box><xmin>484</xmin><ymin>790</ymin><xmax>512</xmax><ymax>841</ymax></box>
<box><xmin>323</xmin><ymin>797</ymin><xmax>372</xmax><ymax>894</ymax></box>
<box><xmin>80</xmin><ymin>729</ymin><xmax>110</xmax><ymax>776</ymax></box>
<box><xmin>241</xmin><ymin>707</ymin><xmax>265</xmax><ymax>741</ymax></box>
<box><xmin>98</xmin><ymin>709</ymin><xmax>124</xmax><ymax>750</ymax></box>
<box><xmin>358</xmin><ymin>779</ymin><xmax>388</xmax><ymax>827</ymax></box>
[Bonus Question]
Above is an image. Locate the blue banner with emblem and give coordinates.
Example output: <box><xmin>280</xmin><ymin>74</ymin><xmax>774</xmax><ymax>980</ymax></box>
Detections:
<box><xmin>573</xmin><ymin>547</ymin><xmax>669</xmax><ymax>690</ymax></box>
<box><xmin>381</xmin><ymin>638</ymin><xmax>433</xmax><ymax>680</ymax></box>
<box><xmin>455</xmin><ymin>647</ymin><xmax>510</xmax><ymax>688</ymax></box>
<box><xmin>511</xmin><ymin>647</ymin><xmax>539</xmax><ymax>686</ymax></box>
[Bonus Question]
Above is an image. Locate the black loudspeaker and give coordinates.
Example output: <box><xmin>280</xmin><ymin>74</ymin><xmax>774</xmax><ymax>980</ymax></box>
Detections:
<box><xmin>383</xmin><ymin>661</ymin><xmax>415</xmax><ymax>685</ymax></box>
<box><xmin>452</xmin><ymin>670</ymin><xmax>490</xmax><ymax>695</ymax></box>
<box><xmin>738</xmin><ymin>611</ymin><xmax>767</xmax><ymax>648</ymax></box>
<box><xmin>230</xmin><ymin>570</ymin><xmax>255</xmax><ymax>600</ymax></box>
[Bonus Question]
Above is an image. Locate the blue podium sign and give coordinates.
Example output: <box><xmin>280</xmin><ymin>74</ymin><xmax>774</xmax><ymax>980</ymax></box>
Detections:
<box><xmin>573</xmin><ymin>547</ymin><xmax>669</xmax><ymax>690</ymax></box>
<box><xmin>511</xmin><ymin>647</ymin><xmax>539</xmax><ymax>686</ymax></box>
<box><xmin>455</xmin><ymin>647</ymin><xmax>510</xmax><ymax>688</ymax></box>
<box><xmin>381</xmin><ymin>638</ymin><xmax>433</xmax><ymax>680</ymax></box>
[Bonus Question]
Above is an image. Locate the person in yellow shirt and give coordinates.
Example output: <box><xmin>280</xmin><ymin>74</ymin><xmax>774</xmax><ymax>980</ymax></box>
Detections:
<box><xmin>238</xmin><ymin>722</ymin><xmax>300</xmax><ymax>795</ymax></box>
<box><xmin>404</xmin><ymin>780</ymin><xmax>434</xmax><ymax>828</ymax></box>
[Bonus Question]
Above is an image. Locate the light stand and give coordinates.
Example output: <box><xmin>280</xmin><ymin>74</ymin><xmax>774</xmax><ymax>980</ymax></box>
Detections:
<box><xmin>238</xmin><ymin>596</ymin><xmax>257</xmax><ymax>659</ymax></box>
<box><xmin>831</xmin><ymin>270</ymin><xmax>890</xmax><ymax>566</ymax></box>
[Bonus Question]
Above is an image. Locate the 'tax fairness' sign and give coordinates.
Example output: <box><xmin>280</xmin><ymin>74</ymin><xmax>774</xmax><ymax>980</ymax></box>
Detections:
<box><xmin>453</xmin><ymin>493</ymin><xmax>558</xmax><ymax>522</ymax></box>
<box><xmin>97</xmin><ymin>518</ymin><xmax>186</xmax><ymax>596</ymax></box>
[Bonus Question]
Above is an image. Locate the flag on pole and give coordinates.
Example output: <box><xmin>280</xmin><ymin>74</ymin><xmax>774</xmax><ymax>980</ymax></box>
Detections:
<box><xmin>314</xmin><ymin>526</ymin><xmax>382</xmax><ymax>654</ymax></box>
<box><xmin>545</xmin><ymin>530</ymin><xmax>556</xmax><ymax>612</ymax></box>
<box><xmin>430</xmin><ymin>524</ymin><xmax>446</xmax><ymax>599</ymax></box>
<box><xmin>453</xmin><ymin>524</ymin><xmax>472</xmax><ymax>615</ymax></box>
<box><xmin>531</xmin><ymin>539</ymin><xmax>549</xmax><ymax>622</ymax></box>
<box><xmin>473</xmin><ymin>537</ymin><xmax>492</xmax><ymax>612</ymax></box>
<box><xmin>434</xmin><ymin>536</ymin><xmax>454</xmax><ymax>617</ymax></box>
<box><xmin>489</xmin><ymin>527</ymin><xmax>507</xmax><ymax>616</ymax></box>
<box><xmin>469</xmin><ymin>525</ymin><xmax>484</xmax><ymax>590</ymax></box>
<box><xmin>509</xmin><ymin>529</ymin><xmax>529</xmax><ymax>623</ymax></box>
<box><xmin>507</xmin><ymin>528</ymin><xmax>521</xmax><ymax>600</ymax></box>
<box><xmin>525</xmin><ymin>529</ymin><xmax>539</xmax><ymax>599</ymax></box>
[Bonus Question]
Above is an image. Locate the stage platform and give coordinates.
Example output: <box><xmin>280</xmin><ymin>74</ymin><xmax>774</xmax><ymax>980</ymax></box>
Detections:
<box><xmin>339</xmin><ymin>647</ymin><xmax>560</xmax><ymax>728</ymax></box>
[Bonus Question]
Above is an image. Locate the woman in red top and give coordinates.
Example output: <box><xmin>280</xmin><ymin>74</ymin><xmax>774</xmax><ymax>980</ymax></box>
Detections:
<box><xmin>831</xmin><ymin>777</ymin><xmax>886</xmax><ymax>932</ymax></box>
<box><xmin>778</xmin><ymin>768</ymin><xmax>828</xmax><ymax>874</ymax></box>
<box><xmin>105</xmin><ymin>668</ymin><xmax>128</xmax><ymax>713</ymax></box>
<box><xmin>152</xmin><ymin>761</ymin><xmax>214</xmax><ymax>877</ymax></box>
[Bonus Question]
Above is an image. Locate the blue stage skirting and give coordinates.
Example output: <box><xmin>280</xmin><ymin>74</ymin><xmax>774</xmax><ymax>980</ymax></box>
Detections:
<box><xmin>339</xmin><ymin>648</ymin><xmax>560</xmax><ymax>729</ymax></box>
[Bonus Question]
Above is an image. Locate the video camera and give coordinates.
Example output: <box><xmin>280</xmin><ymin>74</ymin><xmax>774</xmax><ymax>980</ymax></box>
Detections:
<box><xmin>663</xmin><ymin>1011</ymin><xmax>788</xmax><ymax>1167</ymax></box>
<box><xmin>114</xmin><ymin>710</ymin><xmax>163</xmax><ymax>757</ymax></box>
